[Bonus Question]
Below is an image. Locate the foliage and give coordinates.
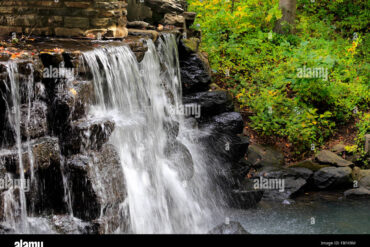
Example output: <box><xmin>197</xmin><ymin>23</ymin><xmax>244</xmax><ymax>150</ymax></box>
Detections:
<box><xmin>188</xmin><ymin>0</ymin><xmax>369</xmax><ymax>154</ymax></box>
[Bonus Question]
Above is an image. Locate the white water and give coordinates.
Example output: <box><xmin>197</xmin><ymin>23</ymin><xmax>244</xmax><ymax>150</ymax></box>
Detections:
<box><xmin>82</xmin><ymin>34</ymin><xmax>224</xmax><ymax>233</ymax></box>
<box><xmin>2</xmin><ymin>62</ymin><xmax>29</xmax><ymax>233</ymax></box>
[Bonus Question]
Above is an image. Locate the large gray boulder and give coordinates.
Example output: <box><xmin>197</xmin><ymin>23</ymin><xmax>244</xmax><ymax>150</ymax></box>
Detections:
<box><xmin>245</xmin><ymin>144</ymin><xmax>285</xmax><ymax>168</ymax></box>
<box><xmin>313</xmin><ymin>167</ymin><xmax>352</xmax><ymax>189</ymax></box>
<box><xmin>315</xmin><ymin>150</ymin><xmax>353</xmax><ymax>167</ymax></box>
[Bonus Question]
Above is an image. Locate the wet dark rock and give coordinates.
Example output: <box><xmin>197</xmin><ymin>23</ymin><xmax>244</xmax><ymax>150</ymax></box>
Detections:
<box><xmin>50</xmin><ymin>80</ymin><xmax>93</xmax><ymax>134</ymax></box>
<box><xmin>209</xmin><ymin>221</ymin><xmax>250</xmax><ymax>234</ymax></box>
<box><xmin>165</xmin><ymin>140</ymin><xmax>194</xmax><ymax>181</ymax></box>
<box><xmin>315</xmin><ymin>150</ymin><xmax>353</xmax><ymax>167</ymax></box>
<box><xmin>178</xmin><ymin>39</ymin><xmax>211</xmax><ymax>94</ymax></box>
<box><xmin>20</xmin><ymin>101</ymin><xmax>48</xmax><ymax>139</ymax></box>
<box><xmin>164</xmin><ymin>120</ymin><xmax>179</xmax><ymax>143</ymax></box>
<box><xmin>62</xmin><ymin>117</ymin><xmax>115</xmax><ymax>155</ymax></box>
<box><xmin>0</xmin><ymin>137</ymin><xmax>60</xmax><ymax>174</ymax></box>
<box><xmin>199</xmin><ymin>132</ymin><xmax>248</xmax><ymax>164</ymax></box>
<box><xmin>313</xmin><ymin>167</ymin><xmax>353</xmax><ymax>189</ymax></box>
<box><xmin>51</xmin><ymin>215</ymin><xmax>98</xmax><ymax>234</ymax></box>
<box><xmin>179</xmin><ymin>54</ymin><xmax>211</xmax><ymax>94</ymax></box>
<box><xmin>66</xmin><ymin>144</ymin><xmax>127</xmax><ymax>233</ymax></box>
<box><xmin>200</xmin><ymin>112</ymin><xmax>244</xmax><ymax>135</ymax></box>
<box><xmin>0</xmin><ymin>223</ymin><xmax>15</xmax><ymax>234</ymax></box>
<box><xmin>183</xmin><ymin>12</ymin><xmax>197</xmax><ymax>28</ymax></box>
<box><xmin>230</xmin><ymin>190</ymin><xmax>264</xmax><ymax>209</ymax></box>
<box><xmin>249</xmin><ymin>167</ymin><xmax>312</xmax><ymax>201</ymax></box>
<box><xmin>245</xmin><ymin>144</ymin><xmax>285</xmax><ymax>169</ymax></box>
<box><xmin>182</xmin><ymin>91</ymin><xmax>233</xmax><ymax>119</ymax></box>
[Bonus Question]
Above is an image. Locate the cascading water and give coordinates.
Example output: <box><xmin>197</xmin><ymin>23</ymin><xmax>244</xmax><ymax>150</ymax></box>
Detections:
<box><xmin>82</xmin><ymin>34</ymin><xmax>225</xmax><ymax>233</ymax></box>
<box><xmin>1</xmin><ymin>62</ymin><xmax>29</xmax><ymax>233</ymax></box>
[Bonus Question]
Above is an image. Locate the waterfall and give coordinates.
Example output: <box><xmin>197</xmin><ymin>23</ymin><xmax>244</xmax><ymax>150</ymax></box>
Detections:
<box><xmin>82</xmin><ymin>34</ymin><xmax>224</xmax><ymax>233</ymax></box>
<box><xmin>1</xmin><ymin>62</ymin><xmax>29</xmax><ymax>233</ymax></box>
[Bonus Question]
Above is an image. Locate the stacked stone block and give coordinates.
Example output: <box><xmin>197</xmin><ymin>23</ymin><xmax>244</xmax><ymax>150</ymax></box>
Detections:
<box><xmin>0</xmin><ymin>0</ymin><xmax>128</xmax><ymax>38</ymax></box>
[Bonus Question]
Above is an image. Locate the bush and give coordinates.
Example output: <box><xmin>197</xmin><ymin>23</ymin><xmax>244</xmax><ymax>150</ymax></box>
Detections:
<box><xmin>188</xmin><ymin>0</ymin><xmax>369</xmax><ymax>154</ymax></box>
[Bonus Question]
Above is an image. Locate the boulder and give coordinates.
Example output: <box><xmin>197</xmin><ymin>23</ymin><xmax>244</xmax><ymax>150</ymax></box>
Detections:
<box><xmin>230</xmin><ymin>190</ymin><xmax>264</xmax><ymax>209</ymax></box>
<box><xmin>182</xmin><ymin>91</ymin><xmax>233</xmax><ymax>119</ymax></box>
<box><xmin>199</xmin><ymin>133</ymin><xmax>248</xmax><ymax>163</ymax></box>
<box><xmin>331</xmin><ymin>143</ymin><xmax>346</xmax><ymax>154</ymax></box>
<box><xmin>251</xmin><ymin>167</ymin><xmax>312</xmax><ymax>201</ymax></box>
<box><xmin>344</xmin><ymin>187</ymin><xmax>370</xmax><ymax>199</ymax></box>
<box><xmin>315</xmin><ymin>150</ymin><xmax>353</xmax><ymax>167</ymax></box>
<box><xmin>245</xmin><ymin>144</ymin><xmax>285</xmax><ymax>168</ymax></box>
<box><xmin>162</xmin><ymin>13</ymin><xmax>185</xmax><ymax>27</ymax></box>
<box><xmin>313</xmin><ymin>167</ymin><xmax>353</xmax><ymax>189</ymax></box>
<box><xmin>66</xmin><ymin>144</ymin><xmax>127</xmax><ymax>233</ymax></box>
<box><xmin>144</xmin><ymin>0</ymin><xmax>185</xmax><ymax>14</ymax></box>
<box><xmin>62</xmin><ymin>117</ymin><xmax>115</xmax><ymax>155</ymax></box>
<box><xmin>209</xmin><ymin>221</ymin><xmax>250</xmax><ymax>234</ymax></box>
<box><xmin>200</xmin><ymin>112</ymin><xmax>244</xmax><ymax>135</ymax></box>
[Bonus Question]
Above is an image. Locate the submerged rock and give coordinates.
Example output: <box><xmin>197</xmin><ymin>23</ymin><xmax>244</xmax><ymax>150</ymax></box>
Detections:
<box><xmin>66</xmin><ymin>144</ymin><xmax>127</xmax><ymax>233</ymax></box>
<box><xmin>313</xmin><ymin>167</ymin><xmax>353</xmax><ymax>189</ymax></box>
<box><xmin>209</xmin><ymin>221</ymin><xmax>250</xmax><ymax>234</ymax></box>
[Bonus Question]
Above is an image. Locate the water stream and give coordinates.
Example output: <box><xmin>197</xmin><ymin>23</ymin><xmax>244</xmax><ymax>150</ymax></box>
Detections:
<box><xmin>82</xmin><ymin>34</ymin><xmax>224</xmax><ymax>233</ymax></box>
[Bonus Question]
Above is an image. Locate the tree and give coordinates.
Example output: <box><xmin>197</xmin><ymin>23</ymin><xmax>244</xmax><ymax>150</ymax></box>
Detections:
<box><xmin>274</xmin><ymin>0</ymin><xmax>296</xmax><ymax>34</ymax></box>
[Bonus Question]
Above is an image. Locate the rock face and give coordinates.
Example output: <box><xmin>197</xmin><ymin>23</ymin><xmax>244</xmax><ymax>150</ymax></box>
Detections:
<box><xmin>315</xmin><ymin>150</ymin><xmax>353</xmax><ymax>167</ymax></box>
<box><xmin>62</xmin><ymin>118</ymin><xmax>115</xmax><ymax>155</ymax></box>
<box><xmin>165</xmin><ymin>141</ymin><xmax>194</xmax><ymax>181</ymax></box>
<box><xmin>178</xmin><ymin>40</ymin><xmax>212</xmax><ymax>94</ymax></box>
<box><xmin>66</xmin><ymin>144</ymin><xmax>127</xmax><ymax>233</ymax></box>
<box><xmin>245</xmin><ymin>144</ymin><xmax>285</xmax><ymax>168</ymax></box>
<box><xmin>313</xmin><ymin>167</ymin><xmax>353</xmax><ymax>189</ymax></box>
<box><xmin>230</xmin><ymin>190</ymin><xmax>264</xmax><ymax>209</ymax></box>
<box><xmin>182</xmin><ymin>91</ymin><xmax>234</xmax><ymax>119</ymax></box>
<box><xmin>20</xmin><ymin>101</ymin><xmax>48</xmax><ymax>139</ymax></box>
<box><xmin>209</xmin><ymin>221</ymin><xmax>250</xmax><ymax>234</ymax></box>
<box><xmin>201</xmin><ymin>112</ymin><xmax>244</xmax><ymax>135</ymax></box>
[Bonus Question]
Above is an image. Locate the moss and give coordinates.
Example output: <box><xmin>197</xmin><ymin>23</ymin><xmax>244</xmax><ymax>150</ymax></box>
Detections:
<box><xmin>289</xmin><ymin>160</ymin><xmax>329</xmax><ymax>172</ymax></box>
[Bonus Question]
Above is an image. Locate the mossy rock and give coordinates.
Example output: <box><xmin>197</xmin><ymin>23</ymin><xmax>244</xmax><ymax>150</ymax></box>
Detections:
<box><xmin>290</xmin><ymin>160</ymin><xmax>329</xmax><ymax>172</ymax></box>
<box><xmin>182</xmin><ymin>37</ymin><xmax>200</xmax><ymax>53</ymax></box>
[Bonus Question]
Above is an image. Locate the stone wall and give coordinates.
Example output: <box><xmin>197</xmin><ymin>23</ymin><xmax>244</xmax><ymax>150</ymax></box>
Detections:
<box><xmin>0</xmin><ymin>0</ymin><xmax>128</xmax><ymax>38</ymax></box>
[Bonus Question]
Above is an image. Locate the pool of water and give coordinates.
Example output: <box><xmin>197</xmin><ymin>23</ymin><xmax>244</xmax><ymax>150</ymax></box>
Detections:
<box><xmin>224</xmin><ymin>192</ymin><xmax>370</xmax><ymax>234</ymax></box>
